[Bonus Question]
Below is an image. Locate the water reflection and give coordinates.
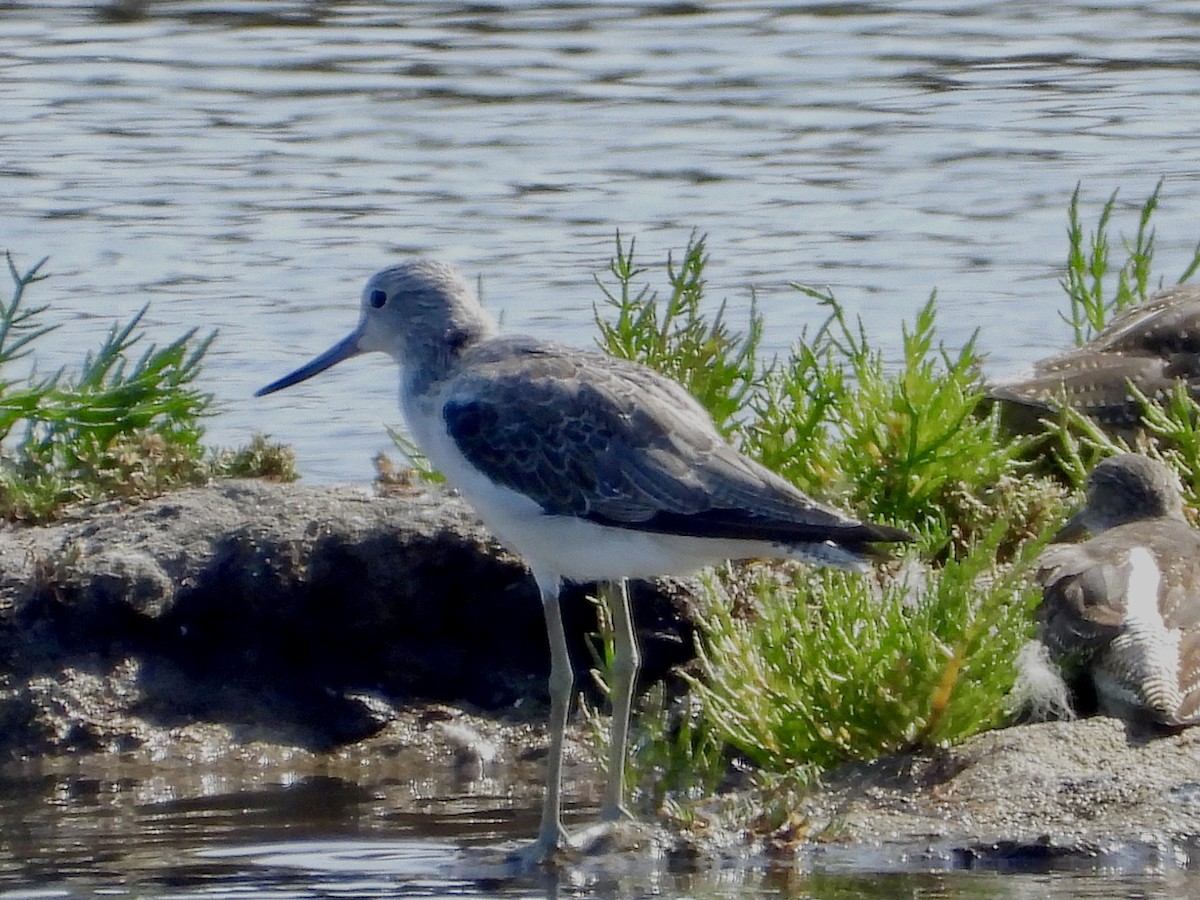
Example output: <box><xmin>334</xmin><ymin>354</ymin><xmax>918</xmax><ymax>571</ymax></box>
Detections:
<box><xmin>2</xmin><ymin>769</ymin><xmax>1200</xmax><ymax>897</ymax></box>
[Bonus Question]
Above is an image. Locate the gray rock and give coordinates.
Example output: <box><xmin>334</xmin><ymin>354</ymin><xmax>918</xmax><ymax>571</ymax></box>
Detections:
<box><xmin>0</xmin><ymin>479</ymin><xmax>693</xmax><ymax>756</ymax></box>
<box><xmin>5</xmin><ymin>479</ymin><xmax>1200</xmax><ymax>873</ymax></box>
<box><xmin>773</xmin><ymin>716</ymin><xmax>1200</xmax><ymax>870</ymax></box>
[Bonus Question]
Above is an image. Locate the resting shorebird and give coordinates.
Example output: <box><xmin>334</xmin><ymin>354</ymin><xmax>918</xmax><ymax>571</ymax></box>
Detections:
<box><xmin>1036</xmin><ymin>453</ymin><xmax>1200</xmax><ymax>727</ymax></box>
<box><xmin>989</xmin><ymin>284</ymin><xmax>1200</xmax><ymax>431</ymax></box>
<box><xmin>256</xmin><ymin>259</ymin><xmax>912</xmax><ymax>862</ymax></box>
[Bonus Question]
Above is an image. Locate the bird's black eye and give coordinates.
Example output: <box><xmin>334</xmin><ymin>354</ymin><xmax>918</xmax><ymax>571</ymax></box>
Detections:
<box><xmin>370</xmin><ymin>289</ymin><xmax>387</xmax><ymax>308</ymax></box>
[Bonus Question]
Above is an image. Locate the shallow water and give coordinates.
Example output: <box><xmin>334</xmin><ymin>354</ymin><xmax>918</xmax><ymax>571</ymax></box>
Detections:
<box><xmin>5</xmin><ymin>2</ymin><xmax>1200</xmax><ymax>895</ymax></box>
<box><xmin>4</xmin><ymin>765</ymin><xmax>1200</xmax><ymax>899</ymax></box>
<box><xmin>5</xmin><ymin>0</ymin><xmax>1200</xmax><ymax>480</ymax></box>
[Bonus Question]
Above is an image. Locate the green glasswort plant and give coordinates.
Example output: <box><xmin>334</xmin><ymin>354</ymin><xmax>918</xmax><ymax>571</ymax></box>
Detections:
<box><xmin>688</xmin><ymin>525</ymin><xmax>1044</xmax><ymax>781</ymax></box>
<box><xmin>584</xmin><ymin>233</ymin><xmax>1073</xmax><ymax>809</ymax></box>
<box><xmin>595</xmin><ymin>232</ymin><xmax>765</xmax><ymax>438</ymax></box>
<box><xmin>211</xmin><ymin>432</ymin><xmax>298</xmax><ymax>482</ymax></box>
<box><xmin>749</xmin><ymin>288</ymin><xmax>1020</xmax><ymax>543</ymax></box>
<box><xmin>0</xmin><ymin>253</ymin><xmax>294</xmax><ymax>520</ymax></box>
<box><xmin>1061</xmin><ymin>178</ymin><xmax>1200</xmax><ymax>344</ymax></box>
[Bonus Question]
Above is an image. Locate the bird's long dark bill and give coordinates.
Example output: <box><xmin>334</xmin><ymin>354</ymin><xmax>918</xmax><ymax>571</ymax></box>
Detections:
<box><xmin>255</xmin><ymin>331</ymin><xmax>363</xmax><ymax>397</ymax></box>
<box><xmin>1052</xmin><ymin>509</ymin><xmax>1088</xmax><ymax>543</ymax></box>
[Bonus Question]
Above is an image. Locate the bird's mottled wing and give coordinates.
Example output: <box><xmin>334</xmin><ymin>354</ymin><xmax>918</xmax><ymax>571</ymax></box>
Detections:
<box><xmin>1089</xmin><ymin>285</ymin><xmax>1200</xmax><ymax>356</ymax></box>
<box><xmin>989</xmin><ymin>352</ymin><xmax>1184</xmax><ymax>426</ymax></box>
<box><xmin>987</xmin><ymin>286</ymin><xmax>1200</xmax><ymax>427</ymax></box>
<box><xmin>442</xmin><ymin>338</ymin><xmax>908</xmax><ymax>547</ymax></box>
<box><xmin>1171</xmin><ymin>627</ymin><xmax>1200</xmax><ymax>724</ymax></box>
<box><xmin>1036</xmin><ymin>542</ymin><xmax>1129</xmax><ymax>661</ymax></box>
<box><xmin>1152</xmin><ymin>535</ymin><xmax>1200</xmax><ymax>634</ymax></box>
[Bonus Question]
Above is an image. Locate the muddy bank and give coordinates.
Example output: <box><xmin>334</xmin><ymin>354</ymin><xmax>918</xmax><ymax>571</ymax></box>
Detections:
<box><xmin>0</xmin><ymin>479</ymin><xmax>693</xmax><ymax>755</ymax></box>
<box><xmin>2</xmin><ymin>480</ymin><xmax>1199</xmax><ymax>873</ymax></box>
<box><xmin>770</xmin><ymin>715</ymin><xmax>1200</xmax><ymax>871</ymax></box>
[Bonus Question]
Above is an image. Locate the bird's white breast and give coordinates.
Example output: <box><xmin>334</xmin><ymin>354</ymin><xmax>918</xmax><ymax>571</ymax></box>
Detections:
<box><xmin>1096</xmin><ymin>546</ymin><xmax>1183</xmax><ymax>719</ymax></box>
<box><xmin>400</xmin><ymin>380</ymin><xmax>843</xmax><ymax>586</ymax></box>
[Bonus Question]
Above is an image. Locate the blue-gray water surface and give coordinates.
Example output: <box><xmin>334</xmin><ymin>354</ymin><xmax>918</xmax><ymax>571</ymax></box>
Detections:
<box><xmin>4</xmin><ymin>759</ymin><xmax>1200</xmax><ymax>898</ymax></box>
<box><xmin>5</xmin><ymin>1</ymin><xmax>1200</xmax><ymax>896</ymax></box>
<box><xmin>6</xmin><ymin>0</ymin><xmax>1200</xmax><ymax>482</ymax></box>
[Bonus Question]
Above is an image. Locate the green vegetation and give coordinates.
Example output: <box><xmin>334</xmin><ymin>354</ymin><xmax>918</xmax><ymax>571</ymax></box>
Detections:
<box><xmin>1035</xmin><ymin>183</ymin><xmax>1200</xmax><ymax>513</ymax></box>
<box><xmin>1061</xmin><ymin>178</ymin><xmax>1200</xmax><ymax>344</ymax></box>
<box><xmin>690</xmin><ymin>530</ymin><xmax>1043</xmax><ymax>780</ymax></box>
<box><xmin>13</xmin><ymin>179</ymin><xmax>1194</xmax><ymax>828</ymax></box>
<box><xmin>211</xmin><ymin>432</ymin><xmax>298</xmax><ymax>482</ymax></box>
<box><xmin>0</xmin><ymin>253</ymin><xmax>294</xmax><ymax>521</ymax></box>
<box><xmin>584</xmin><ymin>183</ymin><xmax>1199</xmax><ymax>821</ymax></box>
<box><xmin>595</xmin><ymin>233</ymin><xmax>763</xmax><ymax>439</ymax></box>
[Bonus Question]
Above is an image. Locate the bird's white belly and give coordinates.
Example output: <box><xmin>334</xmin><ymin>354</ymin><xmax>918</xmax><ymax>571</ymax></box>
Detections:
<box><xmin>403</xmin><ymin>396</ymin><xmax>786</xmax><ymax>582</ymax></box>
<box><xmin>442</xmin><ymin>456</ymin><xmax>781</xmax><ymax>582</ymax></box>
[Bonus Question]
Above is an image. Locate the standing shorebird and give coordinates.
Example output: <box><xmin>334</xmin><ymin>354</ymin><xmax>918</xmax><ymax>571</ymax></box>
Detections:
<box><xmin>256</xmin><ymin>259</ymin><xmax>912</xmax><ymax>862</ymax></box>
<box><xmin>1036</xmin><ymin>453</ymin><xmax>1200</xmax><ymax>727</ymax></box>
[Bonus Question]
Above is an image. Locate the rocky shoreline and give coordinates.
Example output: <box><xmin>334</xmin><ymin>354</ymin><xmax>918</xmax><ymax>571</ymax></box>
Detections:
<box><xmin>0</xmin><ymin>479</ymin><xmax>693</xmax><ymax>756</ymax></box>
<box><xmin>2</xmin><ymin>479</ymin><xmax>1198</xmax><ymax>872</ymax></box>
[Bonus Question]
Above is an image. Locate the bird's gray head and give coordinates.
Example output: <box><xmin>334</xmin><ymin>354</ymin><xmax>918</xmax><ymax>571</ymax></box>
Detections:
<box><xmin>255</xmin><ymin>259</ymin><xmax>498</xmax><ymax>398</ymax></box>
<box><xmin>1055</xmin><ymin>453</ymin><xmax>1187</xmax><ymax>540</ymax></box>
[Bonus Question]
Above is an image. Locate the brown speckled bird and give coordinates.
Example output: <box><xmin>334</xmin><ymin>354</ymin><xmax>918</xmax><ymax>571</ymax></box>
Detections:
<box><xmin>1036</xmin><ymin>453</ymin><xmax>1200</xmax><ymax>727</ymax></box>
<box><xmin>990</xmin><ymin>284</ymin><xmax>1200</xmax><ymax>430</ymax></box>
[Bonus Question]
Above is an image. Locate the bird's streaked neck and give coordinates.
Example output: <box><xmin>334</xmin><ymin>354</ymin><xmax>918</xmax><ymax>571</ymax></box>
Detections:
<box><xmin>398</xmin><ymin>323</ymin><xmax>495</xmax><ymax>399</ymax></box>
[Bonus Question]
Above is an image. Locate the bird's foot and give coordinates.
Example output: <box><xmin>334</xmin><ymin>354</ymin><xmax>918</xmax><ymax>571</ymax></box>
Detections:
<box><xmin>507</xmin><ymin>828</ymin><xmax>575</xmax><ymax>870</ymax></box>
<box><xmin>507</xmin><ymin>816</ymin><xmax>650</xmax><ymax>869</ymax></box>
<box><xmin>567</xmin><ymin>815</ymin><xmax>648</xmax><ymax>856</ymax></box>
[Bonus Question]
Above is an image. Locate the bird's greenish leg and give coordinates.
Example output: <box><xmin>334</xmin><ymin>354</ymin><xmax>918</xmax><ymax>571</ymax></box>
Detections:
<box><xmin>532</xmin><ymin>577</ymin><xmax>574</xmax><ymax>859</ymax></box>
<box><xmin>601</xmin><ymin>579</ymin><xmax>639</xmax><ymax>822</ymax></box>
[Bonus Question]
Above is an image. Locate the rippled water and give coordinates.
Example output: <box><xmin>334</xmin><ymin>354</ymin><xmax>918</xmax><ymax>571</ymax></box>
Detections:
<box><xmin>5</xmin><ymin>2</ymin><xmax>1200</xmax><ymax>895</ymax></box>
<box><xmin>5</xmin><ymin>0</ymin><xmax>1200</xmax><ymax>480</ymax></box>
<box><xmin>4</xmin><ymin>764</ymin><xmax>1200</xmax><ymax>898</ymax></box>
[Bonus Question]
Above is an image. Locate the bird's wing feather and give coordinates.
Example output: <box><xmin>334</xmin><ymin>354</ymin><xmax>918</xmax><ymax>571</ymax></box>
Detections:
<box><xmin>989</xmin><ymin>352</ymin><xmax>1170</xmax><ymax>416</ymax></box>
<box><xmin>1038</xmin><ymin>521</ymin><xmax>1200</xmax><ymax>656</ymax></box>
<box><xmin>1036</xmin><ymin>542</ymin><xmax>1130</xmax><ymax>659</ymax></box>
<box><xmin>1172</xmin><ymin>628</ymin><xmax>1200</xmax><ymax>724</ymax></box>
<box><xmin>442</xmin><ymin>339</ymin><xmax>908</xmax><ymax>546</ymax></box>
<box><xmin>1089</xmin><ymin>285</ymin><xmax>1200</xmax><ymax>356</ymax></box>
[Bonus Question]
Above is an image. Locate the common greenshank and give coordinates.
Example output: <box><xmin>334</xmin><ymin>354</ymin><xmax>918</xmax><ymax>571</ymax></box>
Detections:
<box><xmin>256</xmin><ymin>259</ymin><xmax>913</xmax><ymax>862</ymax></box>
